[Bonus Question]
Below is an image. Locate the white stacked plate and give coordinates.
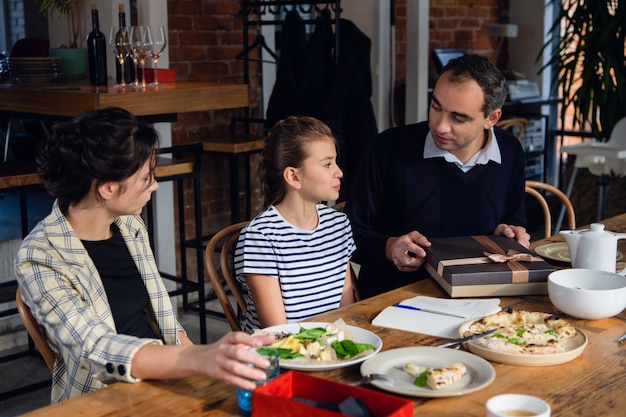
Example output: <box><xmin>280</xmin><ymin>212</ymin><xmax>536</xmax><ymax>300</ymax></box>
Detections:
<box><xmin>8</xmin><ymin>57</ymin><xmax>63</xmax><ymax>83</ymax></box>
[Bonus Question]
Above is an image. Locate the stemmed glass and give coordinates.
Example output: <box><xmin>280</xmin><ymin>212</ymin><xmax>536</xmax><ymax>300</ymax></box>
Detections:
<box><xmin>129</xmin><ymin>26</ymin><xmax>151</xmax><ymax>89</ymax></box>
<box><xmin>147</xmin><ymin>26</ymin><xmax>167</xmax><ymax>88</ymax></box>
<box><xmin>109</xmin><ymin>26</ymin><xmax>130</xmax><ymax>89</ymax></box>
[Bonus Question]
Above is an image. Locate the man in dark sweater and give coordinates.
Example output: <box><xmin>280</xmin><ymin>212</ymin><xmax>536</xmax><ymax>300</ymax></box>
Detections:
<box><xmin>345</xmin><ymin>55</ymin><xmax>530</xmax><ymax>298</ymax></box>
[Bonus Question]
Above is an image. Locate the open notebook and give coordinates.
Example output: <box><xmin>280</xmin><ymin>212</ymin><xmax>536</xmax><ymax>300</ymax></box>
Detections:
<box><xmin>372</xmin><ymin>296</ymin><xmax>501</xmax><ymax>339</ymax></box>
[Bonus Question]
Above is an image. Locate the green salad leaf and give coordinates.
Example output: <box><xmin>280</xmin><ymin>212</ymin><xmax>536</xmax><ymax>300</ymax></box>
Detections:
<box><xmin>295</xmin><ymin>327</ymin><xmax>327</xmax><ymax>341</ymax></box>
<box><xmin>414</xmin><ymin>370</ymin><xmax>430</xmax><ymax>387</ymax></box>
<box><xmin>332</xmin><ymin>340</ymin><xmax>376</xmax><ymax>359</ymax></box>
<box><xmin>257</xmin><ymin>347</ymin><xmax>303</xmax><ymax>360</ymax></box>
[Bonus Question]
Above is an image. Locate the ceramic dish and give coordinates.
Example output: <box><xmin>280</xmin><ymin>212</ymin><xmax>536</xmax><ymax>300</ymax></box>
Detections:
<box><xmin>259</xmin><ymin>322</ymin><xmax>382</xmax><ymax>371</ymax></box>
<box><xmin>534</xmin><ymin>242</ymin><xmax>623</xmax><ymax>263</ymax></box>
<box><xmin>359</xmin><ymin>346</ymin><xmax>495</xmax><ymax>398</ymax></box>
<box><xmin>457</xmin><ymin>320</ymin><xmax>588</xmax><ymax>366</ymax></box>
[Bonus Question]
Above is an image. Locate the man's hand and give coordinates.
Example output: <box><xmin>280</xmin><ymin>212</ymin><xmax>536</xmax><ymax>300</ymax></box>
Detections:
<box><xmin>385</xmin><ymin>231</ymin><xmax>431</xmax><ymax>272</ymax></box>
<box><xmin>494</xmin><ymin>223</ymin><xmax>530</xmax><ymax>248</ymax></box>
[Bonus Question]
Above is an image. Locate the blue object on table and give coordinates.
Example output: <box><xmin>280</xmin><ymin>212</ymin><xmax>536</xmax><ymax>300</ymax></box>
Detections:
<box><xmin>236</xmin><ymin>350</ymin><xmax>280</xmax><ymax>412</ymax></box>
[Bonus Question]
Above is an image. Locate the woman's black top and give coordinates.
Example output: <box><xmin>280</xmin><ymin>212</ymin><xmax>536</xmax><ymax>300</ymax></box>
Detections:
<box><xmin>82</xmin><ymin>225</ymin><xmax>159</xmax><ymax>339</ymax></box>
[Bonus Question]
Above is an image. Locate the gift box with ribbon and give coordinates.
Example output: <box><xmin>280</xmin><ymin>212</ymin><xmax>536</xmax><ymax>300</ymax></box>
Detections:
<box><xmin>424</xmin><ymin>235</ymin><xmax>555</xmax><ymax>297</ymax></box>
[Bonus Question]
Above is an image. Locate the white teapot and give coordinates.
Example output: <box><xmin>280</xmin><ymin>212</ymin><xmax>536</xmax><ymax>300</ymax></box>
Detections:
<box><xmin>560</xmin><ymin>223</ymin><xmax>626</xmax><ymax>273</ymax></box>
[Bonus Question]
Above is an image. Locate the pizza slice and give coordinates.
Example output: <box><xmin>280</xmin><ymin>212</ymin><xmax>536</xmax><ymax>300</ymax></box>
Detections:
<box><xmin>404</xmin><ymin>362</ymin><xmax>467</xmax><ymax>390</ymax></box>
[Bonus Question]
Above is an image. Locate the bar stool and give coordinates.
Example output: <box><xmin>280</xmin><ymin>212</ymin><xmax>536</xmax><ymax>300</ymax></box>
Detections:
<box><xmin>0</xmin><ymin>161</ymin><xmax>52</xmax><ymax>400</ymax></box>
<box><xmin>0</xmin><ymin>161</ymin><xmax>41</xmax><ymax>319</ymax></box>
<box><xmin>0</xmin><ymin>161</ymin><xmax>41</xmax><ymax>237</ymax></box>
<box><xmin>146</xmin><ymin>143</ymin><xmax>210</xmax><ymax>343</ymax></box>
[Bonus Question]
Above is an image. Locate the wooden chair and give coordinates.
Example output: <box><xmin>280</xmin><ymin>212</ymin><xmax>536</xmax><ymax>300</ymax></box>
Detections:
<box><xmin>497</xmin><ymin>117</ymin><xmax>527</xmax><ymax>140</ymax></box>
<box><xmin>204</xmin><ymin>222</ymin><xmax>249</xmax><ymax>332</ymax></box>
<box><xmin>15</xmin><ymin>288</ymin><xmax>55</xmax><ymax>373</ymax></box>
<box><xmin>525</xmin><ymin>180</ymin><xmax>576</xmax><ymax>239</ymax></box>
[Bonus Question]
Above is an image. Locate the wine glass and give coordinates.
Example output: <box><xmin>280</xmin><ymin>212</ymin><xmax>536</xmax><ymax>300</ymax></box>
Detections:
<box><xmin>109</xmin><ymin>26</ymin><xmax>130</xmax><ymax>89</ymax></box>
<box><xmin>147</xmin><ymin>26</ymin><xmax>167</xmax><ymax>88</ymax></box>
<box><xmin>129</xmin><ymin>26</ymin><xmax>150</xmax><ymax>89</ymax></box>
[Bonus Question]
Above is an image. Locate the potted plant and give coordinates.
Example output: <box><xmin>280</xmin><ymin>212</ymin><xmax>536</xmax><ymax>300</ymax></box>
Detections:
<box><xmin>39</xmin><ymin>0</ymin><xmax>88</xmax><ymax>78</ymax></box>
<box><xmin>538</xmin><ymin>0</ymin><xmax>626</xmax><ymax>140</ymax></box>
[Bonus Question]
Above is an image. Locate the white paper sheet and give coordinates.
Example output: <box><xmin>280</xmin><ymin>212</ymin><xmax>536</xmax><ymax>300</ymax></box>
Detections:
<box><xmin>371</xmin><ymin>296</ymin><xmax>501</xmax><ymax>339</ymax></box>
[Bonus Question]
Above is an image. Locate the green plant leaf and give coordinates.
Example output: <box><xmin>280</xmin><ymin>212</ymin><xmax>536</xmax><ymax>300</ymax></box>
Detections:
<box><xmin>537</xmin><ymin>0</ymin><xmax>625</xmax><ymax>139</ymax></box>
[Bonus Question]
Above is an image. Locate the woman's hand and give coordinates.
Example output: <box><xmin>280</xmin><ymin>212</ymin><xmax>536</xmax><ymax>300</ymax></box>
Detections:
<box><xmin>200</xmin><ymin>332</ymin><xmax>276</xmax><ymax>390</ymax></box>
<box><xmin>131</xmin><ymin>332</ymin><xmax>275</xmax><ymax>390</ymax></box>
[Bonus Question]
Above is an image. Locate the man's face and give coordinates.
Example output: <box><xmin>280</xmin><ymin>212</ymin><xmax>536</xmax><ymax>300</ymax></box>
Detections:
<box><xmin>428</xmin><ymin>72</ymin><xmax>501</xmax><ymax>163</ymax></box>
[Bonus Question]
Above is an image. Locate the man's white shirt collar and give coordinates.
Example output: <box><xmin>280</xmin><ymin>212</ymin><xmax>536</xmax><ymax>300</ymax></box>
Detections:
<box><xmin>424</xmin><ymin>127</ymin><xmax>502</xmax><ymax>173</ymax></box>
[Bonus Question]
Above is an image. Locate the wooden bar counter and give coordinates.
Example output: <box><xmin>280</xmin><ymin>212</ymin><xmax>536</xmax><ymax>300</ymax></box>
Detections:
<box><xmin>20</xmin><ymin>214</ymin><xmax>626</xmax><ymax>417</ymax></box>
<box><xmin>0</xmin><ymin>81</ymin><xmax>248</xmax><ymax>117</ymax></box>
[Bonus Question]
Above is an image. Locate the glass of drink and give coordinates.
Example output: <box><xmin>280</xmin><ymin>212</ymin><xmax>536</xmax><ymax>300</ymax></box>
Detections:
<box><xmin>147</xmin><ymin>25</ymin><xmax>167</xmax><ymax>88</ymax></box>
<box><xmin>235</xmin><ymin>349</ymin><xmax>280</xmax><ymax>413</ymax></box>
<box><xmin>129</xmin><ymin>26</ymin><xmax>150</xmax><ymax>89</ymax></box>
<box><xmin>108</xmin><ymin>26</ymin><xmax>130</xmax><ymax>89</ymax></box>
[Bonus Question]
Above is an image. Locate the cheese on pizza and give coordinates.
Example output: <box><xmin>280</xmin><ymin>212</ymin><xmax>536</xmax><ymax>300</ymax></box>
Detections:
<box><xmin>404</xmin><ymin>362</ymin><xmax>467</xmax><ymax>390</ymax></box>
<box><xmin>463</xmin><ymin>309</ymin><xmax>577</xmax><ymax>354</ymax></box>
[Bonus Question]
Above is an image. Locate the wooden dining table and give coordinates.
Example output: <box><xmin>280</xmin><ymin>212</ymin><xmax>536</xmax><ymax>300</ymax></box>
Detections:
<box><xmin>20</xmin><ymin>214</ymin><xmax>626</xmax><ymax>416</ymax></box>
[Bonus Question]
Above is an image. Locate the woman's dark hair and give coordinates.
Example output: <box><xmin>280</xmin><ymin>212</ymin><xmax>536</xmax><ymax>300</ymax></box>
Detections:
<box><xmin>440</xmin><ymin>54</ymin><xmax>507</xmax><ymax>117</ymax></box>
<box><xmin>262</xmin><ymin>116</ymin><xmax>335</xmax><ymax>207</ymax></box>
<box><xmin>36</xmin><ymin>107</ymin><xmax>159</xmax><ymax>212</ymax></box>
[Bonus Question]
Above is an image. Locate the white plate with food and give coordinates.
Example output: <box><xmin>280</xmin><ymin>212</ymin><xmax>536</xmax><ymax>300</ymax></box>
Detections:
<box><xmin>458</xmin><ymin>309</ymin><xmax>588</xmax><ymax>366</ymax></box>
<box><xmin>359</xmin><ymin>347</ymin><xmax>495</xmax><ymax>398</ymax></box>
<box><xmin>534</xmin><ymin>242</ymin><xmax>623</xmax><ymax>263</ymax></box>
<box><xmin>257</xmin><ymin>320</ymin><xmax>382</xmax><ymax>371</ymax></box>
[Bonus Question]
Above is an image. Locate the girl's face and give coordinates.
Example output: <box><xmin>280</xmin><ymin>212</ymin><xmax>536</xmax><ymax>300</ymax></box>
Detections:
<box><xmin>109</xmin><ymin>158</ymin><xmax>159</xmax><ymax>216</ymax></box>
<box><xmin>295</xmin><ymin>136</ymin><xmax>343</xmax><ymax>203</ymax></box>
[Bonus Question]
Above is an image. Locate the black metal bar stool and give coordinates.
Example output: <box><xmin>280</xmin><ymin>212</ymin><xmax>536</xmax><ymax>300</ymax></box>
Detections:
<box><xmin>0</xmin><ymin>161</ymin><xmax>52</xmax><ymax>400</ymax></box>
<box><xmin>146</xmin><ymin>143</ymin><xmax>209</xmax><ymax>343</ymax></box>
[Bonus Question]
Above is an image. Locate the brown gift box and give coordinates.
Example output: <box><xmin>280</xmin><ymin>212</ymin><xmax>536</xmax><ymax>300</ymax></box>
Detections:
<box><xmin>424</xmin><ymin>235</ymin><xmax>555</xmax><ymax>297</ymax></box>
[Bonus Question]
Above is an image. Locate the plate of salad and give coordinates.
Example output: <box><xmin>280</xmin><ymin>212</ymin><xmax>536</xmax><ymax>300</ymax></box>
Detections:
<box><xmin>255</xmin><ymin>319</ymin><xmax>383</xmax><ymax>371</ymax></box>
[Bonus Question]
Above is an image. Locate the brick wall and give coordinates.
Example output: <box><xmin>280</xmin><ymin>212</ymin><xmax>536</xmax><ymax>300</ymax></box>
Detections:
<box><xmin>393</xmin><ymin>0</ymin><xmax>502</xmax><ymax>84</ymax></box>
<box><xmin>166</xmin><ymin>0</ymin><xmax>501</xmax><ymax>279</ymax></box>
<box><xmin>5</xmin><ymin>0</ymin><xmax>49</xmax><ymax>47</ymax></box>
<box><xmin>7</xmin><ymin>0</ymin><xmax>26</xmax><ymax>45</ymax></box>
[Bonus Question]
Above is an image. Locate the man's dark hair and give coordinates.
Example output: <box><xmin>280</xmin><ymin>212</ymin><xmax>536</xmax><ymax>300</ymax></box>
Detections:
<box><xmin>441</xmin><ymin>54</ymin><xmax>507</xmax><ymax>117</ymax></box>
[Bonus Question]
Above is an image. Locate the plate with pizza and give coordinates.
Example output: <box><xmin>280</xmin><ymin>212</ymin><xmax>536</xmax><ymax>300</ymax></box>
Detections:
<box><xmin>360</xmin><ymin>347</ymin><xmax>496</xmax><ymax>397</ymax></box>
<box><xmin>458</xmin><ymin>309</ymin><xmax>588</xmax><ymax>366</ymax></box>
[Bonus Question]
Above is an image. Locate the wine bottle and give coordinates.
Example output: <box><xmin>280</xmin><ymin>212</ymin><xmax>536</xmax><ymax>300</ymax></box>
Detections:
<box><xmin>87</xmin><ymin>3</ymin><xmax>108</xmax><ymax>86</ymax></box>
<box><xmin>115</xmin><ymin>4</ymin><xmax>134</xmax><ymax>84</ymax></box>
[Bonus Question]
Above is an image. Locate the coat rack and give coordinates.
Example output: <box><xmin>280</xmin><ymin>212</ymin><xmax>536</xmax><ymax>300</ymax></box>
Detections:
<box><xmin>238</xmin><ymin>1</ymin><xmax>342</xmax><ymax>133</ymax></box>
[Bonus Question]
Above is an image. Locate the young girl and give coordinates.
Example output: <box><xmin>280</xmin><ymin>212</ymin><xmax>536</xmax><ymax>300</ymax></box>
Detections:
<box><xmin>234</xmin><ymin>116</ymin><xmax>355</xmax><ymax>332</ymax></box>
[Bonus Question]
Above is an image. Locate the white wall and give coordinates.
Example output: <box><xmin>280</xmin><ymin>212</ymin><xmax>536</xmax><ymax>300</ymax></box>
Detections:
<box><xmin>341</xmin><ymin>0</ymin><xmax>391</xmax><ymax>132</ymax></box>
<box><xmin>509</xmin><ymin>0</ymin><xmax>553</xmax><ymax>100</ymax></box>
<box><xmin>405</xmin><ymin>0</ymin><xmax>430</xmax><ymax>124</ymax></box>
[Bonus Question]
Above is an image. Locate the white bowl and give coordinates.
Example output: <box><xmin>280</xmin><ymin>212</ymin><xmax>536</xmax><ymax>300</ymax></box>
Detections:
<box><xmin>548</xmin><ymin>269</ymin><xmax>626</xmax><ymax>320</ymax></box>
